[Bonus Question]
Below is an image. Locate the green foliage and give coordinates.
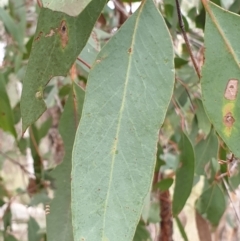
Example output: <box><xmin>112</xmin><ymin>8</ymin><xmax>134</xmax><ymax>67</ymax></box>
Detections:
<box><xmin>201</xmin><ymin>1</ymin><xmax>240</xmax><ymax>157</ymax></box>
<box><xmin>71</xmin><ymin>0</ymin><xmax>174</xmax><ymax>240</ymax></box>
<box><xmin>47</xmin><ymin>83</ymin><xmax>85</xmax><ymax>241</ymax></box>
<box><xmin>20</xmin><ymin>0</ymin><xmax>106</xmax><ymax>132</ymax></box>
<box><xmin>1</xmin><ymin>0</ymin><xmax>240</xmax><ymax>240</ymax></box>
<box><xmin>172</xmin><ymin>132</ymin><xmax>195</xmax><ymax>216</ymax></box>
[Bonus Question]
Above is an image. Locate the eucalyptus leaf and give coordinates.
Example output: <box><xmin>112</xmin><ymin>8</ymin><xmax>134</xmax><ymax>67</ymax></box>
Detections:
<box><xmin>46</xmin><ymin>83</ymin><xmax>85</xmax><ymax>241</ymax></box>
<box><xmin>172</xmin><ymin>132</ymin><xmax>195</xmax><ymax>216</ymax></box>
<box><xmin>20</xmin><ymin>0</ymin><xmax>106</xmax><ymax>132</ymax></box>
<box><xmin>201</xmin><ymin>1</ymin><xmax>240</xmax><ymax>157</ymax></box>
<box><xmin>196</xmin><ymin>183</ymin><xmax>226</xmax><ymax>226</ymax></box>
<box><xmin>71</xmin><ymin>0</ymin><xmax>174</xmax><ymax>240</ymax></box>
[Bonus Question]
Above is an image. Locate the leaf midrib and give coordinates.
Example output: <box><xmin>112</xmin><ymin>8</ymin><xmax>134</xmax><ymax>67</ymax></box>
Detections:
<box><xmin>205</xmin><ymin>2</ymin><xmax>240</xmax><ymax>68</ymax></box>
<box><xmin>101</xmin><ymin>1</ymin><xmax>145</xmax><ymax>239</ymax></box>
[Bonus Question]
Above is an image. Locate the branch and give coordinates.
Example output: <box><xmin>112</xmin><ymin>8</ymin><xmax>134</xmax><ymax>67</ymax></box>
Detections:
<box><xmin>175</xmin><ymin>0</ymin><xmax>201</xmax><ymax>80</ymax></box>
<box><xmin>77</xmin><ymin>57</ymin><xmax>91</xmax><ymax>69</ymax></box>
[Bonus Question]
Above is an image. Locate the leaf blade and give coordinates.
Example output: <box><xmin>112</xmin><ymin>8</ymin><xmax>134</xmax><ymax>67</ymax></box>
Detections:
<box><xmin>46</xmin><ymin>83</ymin><xmax>85</xmax><ymax>241</ymax></box>
<box><xmin>201</xmin><ymin>2</ymin><xmax>240</xmax><ymax>157</ymax></box>
<box><xmin>20</xmin><ymin>0</ymin><xmax>106</xmax><ymax>132</ymax></box>
<box><xmin>71</xmin><ymin>0</ymin><xmax>175</xmax><ymax>240</ymax></box>
<box><xmin>172</xmin><ymin>132</ymin><xmax>195</xmax><ymax>216</ymax></box>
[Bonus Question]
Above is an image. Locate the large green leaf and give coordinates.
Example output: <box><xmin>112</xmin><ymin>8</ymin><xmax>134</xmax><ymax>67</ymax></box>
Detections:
<box><xmin>195</xmin><ymin>128</ymin><xmax>218</xmax><ymax>175</ymax></box>
<box><xmin>172</xmin><ymin>132</ymin><xmax>195</xmax><ymax>216</ymax></box>
<box><xmin>201</xmin><ymin>1</ymin><xmax>240</xmax><ymax>157</ymax></box>
<box><xmin>71</xmin><ymin>0</ymin><xmax>174</xmax><ymax>240</ymax></box>
<box><xmin>46</xmin><ymin>83</ymin><xmax>84</xmax><ymax>241</ymax></box>
<box><xmin>196</xmin><ymin>183</ymin><xmax>226</xmax><ymax>226</ymax></box>
<box><xmin>42</xmin><ymin>0</ymin><xmax>92</xmax><ymax>16</ymax></box>
<box><xmin>0</xmin><ymin>74</ymin><xmax>17</xmax><ymax>138</ymax></box>
<box><xmin>20</xmin><ymin>0</ymin><xmax>106</xmax><ymax>133</ymax></box>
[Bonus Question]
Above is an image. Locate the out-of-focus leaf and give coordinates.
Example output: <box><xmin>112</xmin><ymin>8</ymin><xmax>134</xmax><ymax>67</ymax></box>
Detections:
<box><xmin>196</xmin><ymin>183</ymin><xmax>226</xmax><ymax>226</ymax></box>
<box><xmin>133</xmin><ymin>220</ymin><xmax>151</xmax><ymax>241</ymax></box>
<box><xmin>46</xmin><ymin>83</ymin><xmax>85</xmax><ymax>241</ymax></box>
<box><xmin>29</xmin><ymin>124</ymin><xmax>42</xmax><ymax>177</ymax></box>
<box><xmin>229</xmin><ymin>0</ymin><xmax>240</xmax><ymax>13</ymax></box>
<box><xmin>230</xmin><ymin>166</ymin><xmax>240</xmax><ymax>189</ymax></box>
<box><xmin>13</xmin><ymin>102</ymin><xmax>21</xmax><ymax>124</ymax></box>
<box><xmin>20</xmin><ymin>0</ymin><xmax>107</xmax><ymax>132</ymax></box>
<box><xmin>195</xmin><ymin>99</ymin><xmax>211</xmax><ymax>136</ymax></box>
<box><xmin>172</xmin><ymin>132</ymin><xmax>195</xmax><ymax>216</ymax></box>
<box><xmin>195</xmin><ymin>128</ymin><xmax>218</xmax><ymax>175</ymax></box>
<box><xmin>28</xmin><ymin>217</ymin><xmax>42</xmax><ymax>241</ymax></box>
<box><xmin>161</xmin><ymin>152</ymin><xmax>179</xmax><ymax>172</ymax></box>
<box><xmin>201</xmin><ymin>2</ymin><xmax>240</xmax><ymax>157</ymax></box>
<box><xmin>17</xmin><ymin>137</ymin><xmax>27</xmax><ymax>155</ymax></box>
<box><xmin>175</xmin><ymin>216</ymin><xmax>188</xmax><ymax>241</ymax></box>
<box><xmin>38</xmin><ymin>118</ymin><xmax>52</xmax><ymax>140</ymax></box>
<box><xmin>0</xmin><ymin>7</ymin><xmax>24</xmax><ymax>51</ymax></box>
<box><xmin>155</xmin><ymin>143</ymin><xmax>165</xmax><ymax>171</ymax></box>
<box><xmin>30</xmin><ymin>191</ymin><xmax>51</xmax><ymax>206</ymax></box>
<box><xmin>148</xmin><ymin>203</ymin><xmax>160</xmax><ymax>224</ymax></box>
<box><xmin>156</xmin><ymin>178</ymin><xmax>173</xmax><ymax>191</ymax></box>
<box><xmin>208</xmin><ymin>158</ymin><xmax>220</xmax><ymax>184</ymax></box>
<box><xmin>0</xmin><ymin>74</ymin><xmax>17</xmax><ymax>138</ymax></box>
<box><xmin>190</xmin><ymin>115</ymin><xmax>198</xmax><ymax>143</ymax></box>
<box><xmin>4</xmin><ymin>234</ymin><xmax>18</xmax><ymax>241</ymax></box>
<box><xmin>71</xmin><ymin>0</ymin><xmax>174</xmax><ymax>240</ymax></box>
<box><xmin>23</xmin><ymin>36</ymin><xmax>34</xmax><ymax>60</ymax></box>
<box><xmin>174</xmin><ymin>57</ymin><xmax>188</xmax><ymax>69</ymax></box>
<box><xmin>59</xmin><ymin>84</ymin><xmax>71</xmax><ymax>97</ymax></box>
<box><xmin>42</xmin><ymin>0</ymin><xmax>92</xmax><ymax>16</ymax></box>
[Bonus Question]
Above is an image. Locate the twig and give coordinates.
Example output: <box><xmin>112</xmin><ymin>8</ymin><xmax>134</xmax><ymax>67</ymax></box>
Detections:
<box><xmin>175</xmin><ymin>0</ymin><xmax>201</xmax><ymax>79</ymax></box>
<box><xmin>0</xmin><ymin>150</ymin><xmax>34</xmax><ymax>176</ymax></box>
<box><xmin>77</xmin><ymin>57</ymin><xmax>91</xmax><ymax>69</ymax></box>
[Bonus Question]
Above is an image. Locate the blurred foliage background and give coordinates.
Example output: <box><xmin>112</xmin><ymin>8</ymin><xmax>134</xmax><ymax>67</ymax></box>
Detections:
<box><xmin>1</xmin><ymin>0</ymin><xmax>240</xmax><ymax>240</ymax></box>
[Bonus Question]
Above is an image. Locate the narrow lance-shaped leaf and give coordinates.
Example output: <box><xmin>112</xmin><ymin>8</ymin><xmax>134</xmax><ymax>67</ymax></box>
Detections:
<box><xmin>71</xmin><ymin>0</ymin><xmax>175</xmax><ymax>240</ymax></box>
<box><xmin>201</xmin><ymin>1</ymin><xmax>240</xmax><ymax>157</ymax></box>
<box><xmin>46</xmin><ymin>83</ymin><xmax>85</xmax><ymax>241</ymax></box>
<box><xmin>195</xmin><ymin>128</ymin><xmax>218</xmax><ymax>175</ymax></box>
<box><xmin>20</xmin><ymin>0</ymin><xmax>106</xmax><ymax>133</ymax></box>
<box><xmin>0</xmin><ymin>74</ymin><xmax>17</xmax><ymax>138</ymax></box>
<box><xmin>172</xmin><ymin>132</ymin><xmax>195</xmax><ymax>216</ymax></box>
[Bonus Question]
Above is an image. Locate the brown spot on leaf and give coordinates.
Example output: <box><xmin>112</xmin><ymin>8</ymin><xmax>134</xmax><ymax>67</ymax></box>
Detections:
<box><xmin>58</xmin><ymin>20</ymin><xmax>68</xmax><ymax>48</ymax></box>
<box><xmin>35</xmin><ymin>31</ymin><xmax>43</xmax><ymax>41</ymax></box>
<box><xmin>223</xmin><ymin>112</ymin><xmax>235</xmax><ymax>127</ymax></box>
<box><xmin>45</xmin><ymin>29</ymin><xmax>55</xmax><ymax>37</ymax></box>
<box><xmin>128</xmin><ymin>48</ymin><xmax>132</xmax><ymax>54</ymax></box>
<box><xmin>224</xmin><ymin>79</ymin><xmax>238</xmax><ymax>100</ymax></box>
